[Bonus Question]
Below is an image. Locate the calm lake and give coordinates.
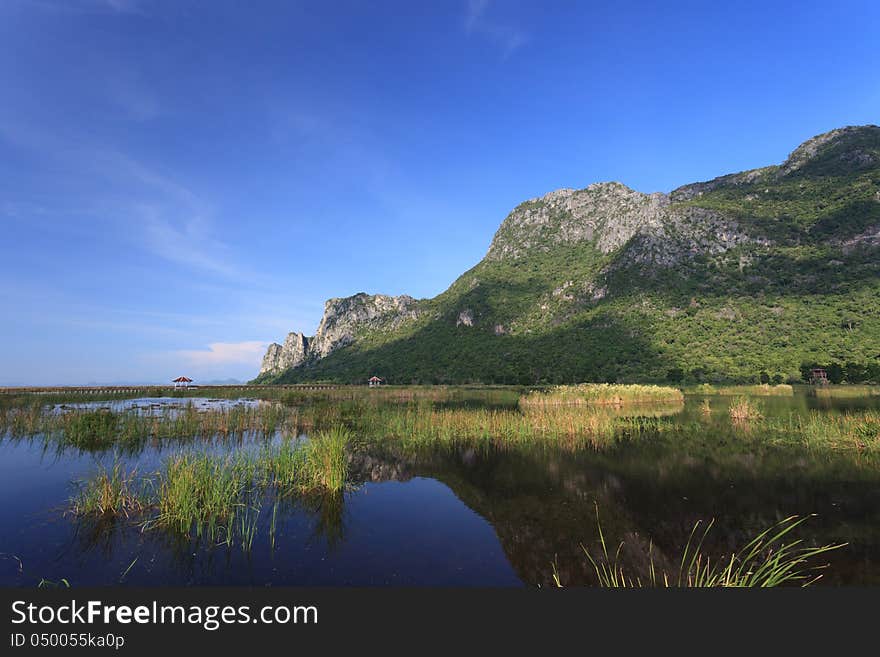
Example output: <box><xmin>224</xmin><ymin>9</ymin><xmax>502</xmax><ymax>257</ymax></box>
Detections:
<box><xmin>2</xmin><ymin>390</ymin><xmax>880</xmax><ymax>587</ymax></box>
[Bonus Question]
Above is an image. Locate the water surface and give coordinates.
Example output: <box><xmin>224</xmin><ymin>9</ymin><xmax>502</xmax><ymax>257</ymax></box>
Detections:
<box><xmin>2</xmin><ymin>391</ymin><xmax>879</xmax><ymax>587</ymax></box>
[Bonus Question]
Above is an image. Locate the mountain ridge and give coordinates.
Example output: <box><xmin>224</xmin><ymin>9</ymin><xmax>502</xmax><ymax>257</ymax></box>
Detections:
<box><xmin>255</xmin><ymin>125</ymin><xmax>880</xmax><ymax>385</ymax></box>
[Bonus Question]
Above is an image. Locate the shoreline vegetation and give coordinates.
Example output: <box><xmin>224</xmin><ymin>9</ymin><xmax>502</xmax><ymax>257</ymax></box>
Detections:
<box><xmin>553</xmin><ymin>512</ymin><xmax>845</xmax><ymax>588</ymax></box>
<box><xmin>697</xmin><ymin>383</ymin><xmax>794</xmax><ymax>396</ymax></box>
<box><xmin>519</xmin><ymin>383</ymin><xmax>684</xmax><ymax>407</ymax></box>
<box><xmin>1</xmin><ymin>382</ymin><xmax>876</xmax><ymax>584</ymax></box>
<box><xmin>71</xmin><ymin>428</ymin><xmax>351</xmax><ymax>550</ymax></box>
<box><xmin>1</xmin><ymin>383</ymin><xmax>878</xmax><ymax>453</ymax></box>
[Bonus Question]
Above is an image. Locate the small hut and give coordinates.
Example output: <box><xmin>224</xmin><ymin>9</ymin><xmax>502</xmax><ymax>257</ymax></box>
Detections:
<box><xmin>173</xmin><ymin>376</ymin><xmax>193</xmax><ymax>389</ymax></box>
<box><xmin>368</xmin><ymin>376</ymin><xmax>383</xmax><ymax>387</ymax></box>
<box><xmin>809</xmin><ymin>368</ymin><xmax>829</xmax><ymax>385</ymax></box>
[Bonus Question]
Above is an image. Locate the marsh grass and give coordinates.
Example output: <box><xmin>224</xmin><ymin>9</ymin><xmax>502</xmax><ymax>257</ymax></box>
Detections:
<box><xmin>14</xmin><ymin>384</ymin><xmax>880</xmax><ymax>461</ymax></box>
<box><xmin>717</xmin><ymin>384</ymin><xmax>794</xmax><ymax>396</ymax></box>
<box><xmin>279</xmin><ymin>385</ymin><xmax>520</xmax><ymax>407</ymax></box>
<box><xmin>811</xmin><ymin>385</ymin><xmax>880</xmax><ymax>398</ymax></box>
<box><xmin>729</xmin><ymin>397</ymin><xmax>764</xmax><ymax>422</ymax></box>
<box><xmin>520</xmin><ymin>384</ymin><xmax>684</xmax><ymax>408</ymax></box>
<box><xmin>72</xmin><ymin>429</ymin><xmax>352</xmax><ymax>549</ymax></box>
<box><xmin>559</xmin><ymin>511</ymin><xmax>845</xmax><ymax>587</ymax></box>
<box><xmin>302</xmin><ymin>427</ymin><xmax>349</xmax><ymax>493</ymax></box>
<box><xmin>62</xmin><ymin>411</ymin><xmax>119</xmax><ymax>449</ymax></box>
<box><xmin>71</xmin><ymin>462</ymin><xmax>146</xmax><ymax>518</ymax></box>
<box><xmin>3</xmin><ymin>402</ymin><xmax>300</xmax><ymax>450</ymax></box>
<box><xmin>774</xmin><ymin>411</ymin><xmax>880</xmax><ymax>451</ymax></box>
<box><xmin>155</xmin><ymin>453</ymin><xmax>256</xmax><ymax>538</ymax></box>
<box><xmin>7</xmin><ymin>393</ymin><xmax>682</xmax><ymax>452</ymax></box>
<box><xmin>352</xmin><ymin>402</ymin><xmax>678</xmax><ymax>451</ymax></box>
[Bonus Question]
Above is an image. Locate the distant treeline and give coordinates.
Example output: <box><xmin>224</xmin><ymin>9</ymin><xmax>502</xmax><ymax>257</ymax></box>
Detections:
<box><xmin>798</xmin><ymin>362</ymin><xmax>880</xmax><ymax>385</ymax></box>
<box><xmin>663</xmin><ymin>361</ymin><xmax>880</xmax><ymax>386</ymax></box>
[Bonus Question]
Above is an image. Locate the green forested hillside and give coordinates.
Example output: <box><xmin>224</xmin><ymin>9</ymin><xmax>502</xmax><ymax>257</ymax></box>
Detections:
<box><xmin>257</xmin><ymin>126</ymin><xmax>880</xmax><ymax>385</ymax></box>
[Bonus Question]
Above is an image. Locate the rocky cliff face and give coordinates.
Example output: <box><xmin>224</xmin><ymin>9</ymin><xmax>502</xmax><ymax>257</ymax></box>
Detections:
<box><xmin>309</xmin><ymin>293</ymin><xmax>420</xmax><ymax>358</ymax></box>
<box><xmin>260</xmin><ymin>332</ymin><xmax>309</xmax><ymax>375</ymax></box>
<box><xmin>259</xmin><ymin>293</ymin><xmax>420</xmax><ymax>376</ymax></box>
<box><xmin>485</xmin><ymin>180</ymin><xmax>761</xmax><ymax>270</ymax></box>
<box><xmin>485</xmin><ymin>182</ymin><xmax>670</xmax><ymax>260</ymax></box>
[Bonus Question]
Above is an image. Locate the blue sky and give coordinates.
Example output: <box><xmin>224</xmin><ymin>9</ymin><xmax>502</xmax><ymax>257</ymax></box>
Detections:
<box><xmin>1</xmin><ymin>0</ymin><xmax>878</xmax><ymax>385</ymax></box>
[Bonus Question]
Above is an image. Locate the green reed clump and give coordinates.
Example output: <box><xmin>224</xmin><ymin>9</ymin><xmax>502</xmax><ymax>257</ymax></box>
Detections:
<box><xmin>4</xmin><ymin>402</ymin><xmax>44</xmax><ymax>437</ymax></box>
<box><xmin>520</xmin><ymin>384</ymin><xmax>684</xmax><ymax>408</ymax></box>
<box><xmin>70</xmin><ymin>462</ymin><xmax>146</xmax><ymax>518</ymax></box>
<box><xmin>260</xmin><ymin>439</ymin><xmax>308</xmax><ymax>488</ymax></box>
<box><xmin>785</xmin><ymin>411</ymin><xmax>880</xmax><ymax>451</ymax></box>
<box><xmin>353</xmin><ymin>402</ymin><xmax>672</xmax><ymax>450</ymax></box>
<box><xmin>70</xmin><ymin>429</ymin><xmax>352</xmax><ymax>549</ymax></box>
<box><xmin>258</xmin><ymin>430</ymin><xmax>350</xmax><ymax>494</ymax></box>
<box><xmin>556</xmin><ymin>511</ymin><xmax>844</xmax><ymax>588</ymax></box>
<box><xmin>155</xmin><ymin>453</ymin><xmax>256</xmax><ymax>537</ymax></box>
<box><xmin>301</xmin><ymin>427</ymin><xmax>350</xmax><ymax>493</ymax></box>
<box><xmin>812</xmin><ymin>385</ymin><xmax>880</xmax><ymax>399</ymax></box>
<box><xmin>150</xmin><ymin>439</ymin><xmax>350</xmax><ymax>545</ymax></box>
<box><xmin>62</xmin><ymin>411</ymin><xmax>119</xmax><ymax>449</ymax></box>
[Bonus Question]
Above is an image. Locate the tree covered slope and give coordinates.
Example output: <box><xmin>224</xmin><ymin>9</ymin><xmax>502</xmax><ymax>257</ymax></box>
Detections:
<box><xmin>255</xmin><ymin>125</ymin><xmax>880</xmax><ymax>385</ymax></box>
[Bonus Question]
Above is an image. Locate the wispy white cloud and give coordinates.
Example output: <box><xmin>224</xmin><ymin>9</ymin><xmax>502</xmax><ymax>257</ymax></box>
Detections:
<box><xmin>84</xmin><ymin>154</ymin><xmax>244</xmax><ymax>279</ymax></box>
<box><xmin>134</xmin><ymin>203</ymin><xmax>241</xmax><ymax>278</ymax></box>
<box><xmin>176</xmin><ymin>341</ymin><xmax>268</xmax><ymax>368</ymax></box>
<box><xmin>0</xmin><ymin>118</ymin><xmax>252</xmax><ymax>281</ymax></box>
<box><xmin>16</xmin><ymin>0</ymin><xmax>145</xmax><ymax>15</ymax></box>
<box><xmin>463</xmin><ymin>0</ymin><xmax>528</xmax><ymax>59</ymax></box>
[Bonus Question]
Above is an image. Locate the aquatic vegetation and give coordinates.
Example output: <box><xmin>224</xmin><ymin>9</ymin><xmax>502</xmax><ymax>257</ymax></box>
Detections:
<box><xmin>1</xmin><ymin>384</ymin><xmax>523</xmax><ymax>411</ymax></box>
<box><xmin>62</xmin><ymin>410</ymin><xmax>119</xmax><ymax>449</ymax></box>
<box><xmin>279</xmin><ymin>385</ymin><xmax>521</xmax><ymax>407</ymax></box>
<box><xmin>729</xmin><ymin>397</ymin><xmax>763</xmax><ymax>422</ymax></box>
<box><xmin>70</xmin><ymin>462</ymin><xmax>147</xmax><ymax>518</ymax></box>
<box><xmin>261</xmin><ymin>428</ymin><xmax>350</xmax><ymax>493</ymax></box>
<box><xmin>556</xmin><ymin>512</ymin><xmax>845</xmax><ymax>587</ymax></box>
<box><xmin>699</xmin><ymin>398</ymin><xmax>712</xmax><ymax>416</ymax></box>
<box><xmin>3</xmin><ymin>402</ymin><xmax>300</xmax><ymax>449</ymax></box>
<box><xmin>520</xmin><ymin>384</ymin><xmax>684</xmax><ymax>408</ymax></box>
<box><xmin>21</xmin><ymin>383</ymin><xmax>880</xmax><ymax>586</ymax></box>
<box><xmin>776</xmin><ymin>411</ymin><xmax>880</xmax><ymax>451</ymax></box>
<box><xmin>811</xmin><ymin>385</ymin><xmax>880</xmax><ymax>399</ymax></box>
<box><xmin>301</xmin><ymin>427</ymin><xmax>350</xmax><ymax>493</ymax></box>
<box><xmin>155</xmin><ymin>453</ymin><xmax>256</xmax><ymax>537</ymax></box>
<box><xmin>71</xmin><ymin>431</ymin><xmax>352</xmax><ymax>549</ymax></box>
<box><xmin>353</xmin><ymin>403</ymin><xmax>668</xmax><ymax>450</ymax></box>
<box><xmin>717</xmin><ymin>384</ymin><xmax>794</xmax><ymax>396</ymax></box>
<box><xmin>8</xmin><ymin>385</ymin><xmax>880</xmax><ymax>461</ymax></box>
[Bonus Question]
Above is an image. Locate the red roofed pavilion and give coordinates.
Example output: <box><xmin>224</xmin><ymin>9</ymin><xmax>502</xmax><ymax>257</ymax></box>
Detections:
<box><xmin>173</xmin><ymin>376</ymin><xmax>193</xmax><ymax>389</ymax></box>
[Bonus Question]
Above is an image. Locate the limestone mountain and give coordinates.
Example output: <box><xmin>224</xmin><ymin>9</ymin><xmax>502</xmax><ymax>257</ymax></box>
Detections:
<box><xmin>255</xmin><ymin>125</ymin><xmax>880</xmax><ymax>385</ymax></box>
<box><xmin>259</xmin><ymin>293</ymin><xmax>419</xmax><ymax>376</ymax></box>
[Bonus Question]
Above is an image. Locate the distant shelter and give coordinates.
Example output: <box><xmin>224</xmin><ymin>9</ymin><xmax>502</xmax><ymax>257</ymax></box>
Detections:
<box><xmin>368</xmin><ymin>376</ymin><xmax>384</xmax><ymax>387</ymax></box>
<box><xmin>809</xmin><ymin>368</ymin><xmax>829</xmax><ymax>385</ymax></box>
<box><xmin>173</xmin><ymin>376</ymin><xmax>193</xmax><ymax>389</ymax></box>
